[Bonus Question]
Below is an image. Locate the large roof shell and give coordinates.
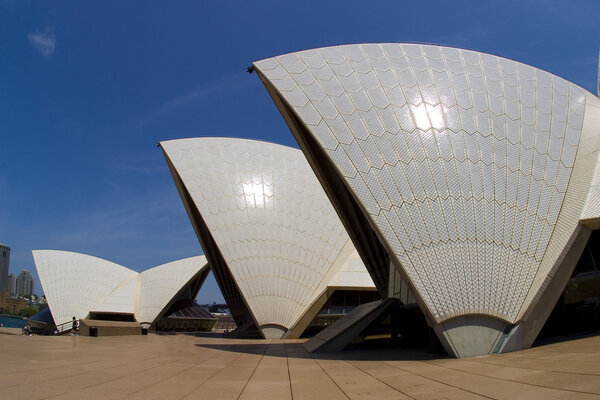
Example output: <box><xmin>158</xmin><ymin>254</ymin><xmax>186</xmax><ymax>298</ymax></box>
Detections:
<box><xmin>254</xmin><ymin>43</ymin><xmax>600</xmax><ymax>326</ymax></box>
<box><xmin>161</xmin><ymin>138</ymin><xmax>374</xmax><ymax>336</ymax></box>
<box><xmin>33</xmin><ymin>250</ymin><xmax>208</xmax><ymax>327</ymax></box>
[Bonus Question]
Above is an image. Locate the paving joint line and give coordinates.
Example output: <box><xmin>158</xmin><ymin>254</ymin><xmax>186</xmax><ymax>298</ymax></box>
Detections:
<box><xmin>469</xmin><ymin>358</ymin><xmax>600</xmax><ymax>377</ymax></box>
<box><xmin>7</xmin><ymin>353</ymin><xmax>165</xmax><ymax>389</ymax></box>
<box><xmin>234</xmin><ymin>340</ymin><xmax>271</xmax><ymax>400</ymax></box>
<box><xmin>347</xmin><ymin>360</ymin><xmax>417</xmax><ymax>399</ymax></box>
<box><xmin>41</xmin><ymin>356</ymin><xmax>182</xmax><ymax>400</ymax></box>
<box><xmin>429</xmin><ymin>360</ymin><xmax>600</xmax><ymax>396</ymax></box>
<box><xmin>179</xmin><ymin>351</ymin><xmax>247</xmax><ymax>400</ymax></box>
<box><xmin>383</xmin><ymin>360</ymin><xmax>496</xmax><ymax>399</ymax></box>
<box><xmin>306</xmin><ymin>351</ymin><xmax>351</xmax><ymax>399</ymax></box>
<box><xmin>126</xmin><ymin>351</ymin><xmax>226</xmax><ymax>397</ymax></box>
<box><xmin>283</xmin><ymin>340</ymin><xmax>294</xmax><ymax>400</ymax></box>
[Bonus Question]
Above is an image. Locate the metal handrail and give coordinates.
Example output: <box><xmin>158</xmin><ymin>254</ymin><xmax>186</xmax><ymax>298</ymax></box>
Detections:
<box><xmin>54</xmin><ymin>319</ymin><xmax>78</xmax><ymax>334</ymax></box>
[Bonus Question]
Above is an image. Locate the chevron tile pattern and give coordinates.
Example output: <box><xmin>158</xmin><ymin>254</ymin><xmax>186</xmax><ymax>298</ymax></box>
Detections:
<box><xmin>161</xmin><ymin>138</ymin><xmax>372</xmax><ymax>331</ymax></box>
<box><xmin>138</xmin><ymin>257</ymin><xmax>209</xmax><ymax>324</ymax></box>
<box><xmin>254</xmin><ymin>43</ymin><xmax>597</xmax><ymax>324</ymax></box>
<box><xmin>33</xmin><ymin>250</ymin><xmax>208</xmax><ymax>327</ymax></box>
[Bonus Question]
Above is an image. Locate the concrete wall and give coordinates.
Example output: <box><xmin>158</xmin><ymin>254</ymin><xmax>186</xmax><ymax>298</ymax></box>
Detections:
<box><xmin>79</xmin><ymin>319</ymin><xmax>142</xmax><ymax>336</ymax></box>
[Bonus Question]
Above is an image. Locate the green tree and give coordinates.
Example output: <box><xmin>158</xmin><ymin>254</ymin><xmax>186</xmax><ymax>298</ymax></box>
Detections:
<box><xmin>18</xmin><ymin>307</ymin><xmax>38</xmax><ymax>318</ymax></box>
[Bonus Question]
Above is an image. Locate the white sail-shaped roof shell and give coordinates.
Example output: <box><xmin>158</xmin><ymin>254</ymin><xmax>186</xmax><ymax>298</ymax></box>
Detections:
<box><xmin>254</xmin><ymin>43</ymin><xmax>600</xmax><ymax>355</ymax></box>
<box><xmin>33</xmin><ymin>250</ymin><xmax>208</xmax><ymax>328</ymax></box>
<box><xmin>161</xmin><ymin>138</ymin><xmax>374</xmax><ymax>338</ymax></box>
<box><xmin>138</xmin><ymin>257</ymin><xmax>209</xmax><ymax>324</ymax></box>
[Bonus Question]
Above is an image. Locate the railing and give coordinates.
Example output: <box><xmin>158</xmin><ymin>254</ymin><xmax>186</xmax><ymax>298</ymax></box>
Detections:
<box><xmin>54</xmin><ymin>319</ymin><xmax>78</xmax><ymax>335</ymax></box>
<box><xmin>318</xmin><ymin>306</ymin><xmax>356</xmax><ymax>315</ymax></box>
<box><xmin>213</xmin><ymin>320</ymin><xmax>237</xmax><ymax>331</ymax></box>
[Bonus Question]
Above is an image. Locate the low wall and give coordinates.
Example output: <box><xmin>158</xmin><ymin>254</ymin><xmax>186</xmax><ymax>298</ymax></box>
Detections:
<box><xmin>79</xmin><ymin>319</ymin><xmax>142</xmax><ymax>336</ymax></box>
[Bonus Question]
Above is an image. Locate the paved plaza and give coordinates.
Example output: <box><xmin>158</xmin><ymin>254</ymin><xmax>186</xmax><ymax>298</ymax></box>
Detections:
<box><xmin>1</xmin><ymin>333</ymin><xmax>599</xmax><ymax>399</ymax></box>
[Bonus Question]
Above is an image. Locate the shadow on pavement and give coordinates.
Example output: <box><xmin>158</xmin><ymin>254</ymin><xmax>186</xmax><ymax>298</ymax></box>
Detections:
<box><xmin>195</xmin><ymin>340</ymin><xmax>447</xmax><ymax>362</ymax></box>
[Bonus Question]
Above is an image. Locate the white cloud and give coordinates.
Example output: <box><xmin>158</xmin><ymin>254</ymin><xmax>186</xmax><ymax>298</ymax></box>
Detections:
<box><xmin>27</xmin><ymin>27</ymin><xmax>56</xmax><ymax>58</ymax></box>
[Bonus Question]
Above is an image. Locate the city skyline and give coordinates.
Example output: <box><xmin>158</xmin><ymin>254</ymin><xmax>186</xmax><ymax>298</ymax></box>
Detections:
<box><xmin>15</xmin><ymin>270</ymin><xmax>33</xmax><ymax>297</ymax></box>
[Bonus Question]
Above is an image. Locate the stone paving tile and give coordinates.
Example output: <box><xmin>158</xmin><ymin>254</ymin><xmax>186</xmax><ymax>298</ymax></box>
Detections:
<box><xmin>1</xmin><ymin>333</ymin><xmax>600</xmax><ymax>399</ymax></box>
<box><xmin>127</xmin><ymin>357</ymin><xmax>242</xmax><ymax>400</ymax></box>
<box><xmin>286</xmin><ymin>342</ymin><xmax>349</xmax><ymax>399</ymax></box>
<box><xmin>315</xmin><ymin>358</ymin><xmax>412</xmax><ymax>399</ymax></box>
<box><xmin>401</xmin><ymin>361</ymin><xmax>598</xmax><ymax>400</ymax></box>
<box><xmin>477</xmin><ymin>355</ymin><xmax>600</xmax><ymax>375</ymax></box>
<box><xmin>513</xmin><ymin>371</ymin><xmax>600</xmax><ymax>395</ymax></box>
<box><xmin>355</xmin><ymin>361</ymin><xmax>487</xmax><ymax>399</ymax></box>
<box><xmin>182</xmin><ymin>351</ymin><xmax>265</xmax><ymax>399</ymax></box>
<box><xmin>49</xmin><ymin>361</ymin><xmax>191</xmax><ymax>399</ymax></box>
<box><xmin>428</xmin><ymin>358</ymin><xmax>540</xmax><ymax>380</ymax></box>
<box><xmin>434</xmin><ymin>358</ymin><xmax>600</xmax><ymax>395</ymax></box>
<box><xmin>238</xmin><ymin>343</ymin><xmax>291</xmax><ymax>400</ymax></box>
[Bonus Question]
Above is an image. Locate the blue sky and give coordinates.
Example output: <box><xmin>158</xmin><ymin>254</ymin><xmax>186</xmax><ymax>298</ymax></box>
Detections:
<box><xmin>1</xmin><ymin>1</ymin><xmax>598</xmax><ymax>302</ymax></box>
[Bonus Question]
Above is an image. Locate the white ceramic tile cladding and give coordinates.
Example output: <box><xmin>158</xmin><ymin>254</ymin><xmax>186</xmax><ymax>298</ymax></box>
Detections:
<box><xmin>139</xmin><ymin>257</ymin><xmax>208</xmax><ymax>324</ymax></box>
<box><xmin>254</xmin><ymin>43</ymin><xmax>594</xmax><ymax>324</ymax></box>
<box><xmin>161</xmin><ymin>138</ymin><xmax>371</xmax><ymax>330</ymax></box>
<box><xmin>579</xmin><ymin>97</ymin><xmax>600</xmax><ymax>222</ymax></box>
<box><xmin>32</xmin><ymin>250</ymin><xmax>208</xmax><ymax>327</ymax></box>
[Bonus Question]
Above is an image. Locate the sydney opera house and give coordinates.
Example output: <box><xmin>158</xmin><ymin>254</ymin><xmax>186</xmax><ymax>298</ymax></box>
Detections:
<box><xmin>34</xmin><ymin>43</ymin><xmax>600</xmax><ymax>358</ymax></box>
<box><xmin>32</xmin><ymin>251</ymin><xmax>213</xmax><ymax>334</ymax></box>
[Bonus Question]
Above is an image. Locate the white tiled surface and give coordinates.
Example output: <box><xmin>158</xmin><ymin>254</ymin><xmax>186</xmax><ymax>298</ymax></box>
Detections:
<box><xmin>93</xmin><ymin>274</ymin><xmax>138</xmax><ymax>315</ymax></box>
<box><xmin>33</xmin><ymin>250</ymin><xmax>137</xmax><ymax>327</ymax></box>
<box><xmin>161</xmin><ymin>138</ymin><xmax>373</xmax><ymax>330</ymax></box>
<box><xmin>579</xmin><ymin>97</ymin><xmax>600</xmax><ymax>222</ymax></box>
<box><xmin>139</xmin><ymin>256</ymin><xmax>208</xmax><ymax>324</ymax></box>
<box><xmin>32</xmin><ymin>250</ymin><xmax>207</xmax><ymax>327</ymax></box>
<box><xmin>521</xmin><ymin>91</ymin><xmax>600</xmax><ymax>320</ymax></box>
<box><xmin>255</xmin><ymin>44</ymin><xmax>594</xmax><ymax>324</ymax></box>
<box><xmin>328</xmin><ymin>248</ymin><xmax>375</xmax><ymax>288</ymax></box>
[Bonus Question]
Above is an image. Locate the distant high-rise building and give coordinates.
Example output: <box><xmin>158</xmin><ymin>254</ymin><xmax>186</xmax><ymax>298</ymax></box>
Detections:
<box><xmin>0</xmin><ymin>244</ymin><xmax>9</xmax><ymax>293</ymax></box>
<box><xmin>7</xmin><ymin>273</ymin><xmax>15</xmax><ymax>295</ymax></box>
<box><xmin>16</xmin><ymin>270</ymin><xmax>33</xmax><ymax>297</ymax></box>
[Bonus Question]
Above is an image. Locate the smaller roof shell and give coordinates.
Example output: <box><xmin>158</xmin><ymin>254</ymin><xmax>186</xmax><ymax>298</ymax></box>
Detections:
<box><xmin>32</xmin><ymin>250</ymin><xmax>208</xmax><ymax>328</ymax></box>
<box><xmin>161</xmin><ymin>137</ymin><xmax>375</xmax><ymax>338</ymax></box>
